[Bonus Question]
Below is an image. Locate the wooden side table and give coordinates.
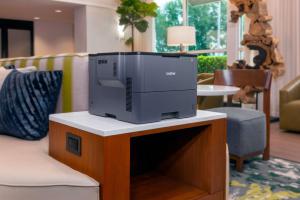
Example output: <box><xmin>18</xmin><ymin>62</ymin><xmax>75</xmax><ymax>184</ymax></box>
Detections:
<box><xmin>49</xmin><ymin>111</ymin><xmax>227</xmax><ymax>200</ymax></box>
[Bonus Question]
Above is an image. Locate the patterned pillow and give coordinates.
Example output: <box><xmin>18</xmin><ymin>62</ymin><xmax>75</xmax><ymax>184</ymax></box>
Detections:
<box><xmin>0</xmin><ymin>70</ymin><xmax>63</xmax><ymax>140</ymax></box>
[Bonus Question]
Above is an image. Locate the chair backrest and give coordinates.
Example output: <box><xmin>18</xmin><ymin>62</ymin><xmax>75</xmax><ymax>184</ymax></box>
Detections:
<box><xmin>214</xmin><ymin>69</ymin><xmax>272</xmax><ymax>90</ymax></box>
<box><xmin>214</xmin><ymin>69</ymin><xmax>272</xmax><ymax>159</ymax></box>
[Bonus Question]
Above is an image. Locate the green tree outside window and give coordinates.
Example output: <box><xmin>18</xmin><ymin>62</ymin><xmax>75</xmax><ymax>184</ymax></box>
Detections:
<box><xmin>154</xmin><ymin>0</ymin><xmax>228</xmax><ymax>72</ymax></box>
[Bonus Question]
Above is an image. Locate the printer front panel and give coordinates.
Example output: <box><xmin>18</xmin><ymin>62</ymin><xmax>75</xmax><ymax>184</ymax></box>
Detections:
<box><xmin>141</xmin><ymin>55</ymin><xmax>197</xmax><ymax>93</ymax></box>
<box><xmin>131</xmin><ymin>89</ymin><xmax>197</xmax><ymax>123</ymax></box>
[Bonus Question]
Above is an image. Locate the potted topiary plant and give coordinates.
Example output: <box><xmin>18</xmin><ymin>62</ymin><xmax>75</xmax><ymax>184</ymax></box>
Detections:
<box><xmin>117</xmin><ymin>0</ymin><xmax>158</xmax><ymax>51</ymax></box>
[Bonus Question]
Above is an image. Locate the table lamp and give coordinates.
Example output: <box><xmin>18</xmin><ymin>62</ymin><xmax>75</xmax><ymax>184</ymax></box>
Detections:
<box><xmin>167</xmin><ymin>26</ymin><xmax>196</xmax><ymax>53</ymax></box>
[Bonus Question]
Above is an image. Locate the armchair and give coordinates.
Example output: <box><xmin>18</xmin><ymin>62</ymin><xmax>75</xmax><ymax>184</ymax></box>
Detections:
<box><xmin>280</xmin><ymin>76</ymin><xmax>300</xmax><ymax>132</ymax></box>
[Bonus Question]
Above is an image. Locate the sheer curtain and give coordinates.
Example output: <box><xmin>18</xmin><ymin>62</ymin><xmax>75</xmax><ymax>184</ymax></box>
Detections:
<box><xmin>268</xmin><ymin>0</ymin><xmax>300</xmax><ymax>116</ymax></box>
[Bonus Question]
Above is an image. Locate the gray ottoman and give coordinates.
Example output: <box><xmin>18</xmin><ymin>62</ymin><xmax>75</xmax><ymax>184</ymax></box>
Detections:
<box><xmin>209</xmin><ymin>107</ymin><xmax>266</xmax><ymax>171</ymax></box>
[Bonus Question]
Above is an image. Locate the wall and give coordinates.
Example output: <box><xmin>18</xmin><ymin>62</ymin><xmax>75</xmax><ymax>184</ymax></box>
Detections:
<box><xmin>34</xmin><ymin>20</ymin><xmax>75</xmax><ymax>55</ymax></box>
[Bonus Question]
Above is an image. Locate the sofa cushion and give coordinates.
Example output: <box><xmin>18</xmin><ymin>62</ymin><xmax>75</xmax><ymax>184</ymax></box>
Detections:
<box><xmin>0</xmin><ymin>186</ymin><xmax>99</xmax><ymax>200</ymax></box>
<box><xmin>209</xmin><ymin>107</ymin><xmax>266</xmax><ymax>157</ymax></box>
<box><xmin>0</xmin><ymin>70</ymin><xmax>62</xmax><ymax>140</ymax></box>
<box><xmin>0</xmin><ymin>135</ymin><xmax>99</xmax><ymax>200</ymax></box>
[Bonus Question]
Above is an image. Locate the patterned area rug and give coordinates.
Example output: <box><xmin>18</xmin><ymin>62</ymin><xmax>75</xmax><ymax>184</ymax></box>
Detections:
<box><xmin>230</xmin><ymin>157</ymin><xmax>300</xmax><ymax>200</ymax></box>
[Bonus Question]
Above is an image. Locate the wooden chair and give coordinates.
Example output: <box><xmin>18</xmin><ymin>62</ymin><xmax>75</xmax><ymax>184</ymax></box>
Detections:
<box><xmin>213</xmin><ymin>69</ymin><xmax>272</xmax><ymax>171</ymax></box>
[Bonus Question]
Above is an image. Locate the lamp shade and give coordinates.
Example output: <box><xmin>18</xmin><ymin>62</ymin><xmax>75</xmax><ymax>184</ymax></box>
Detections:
<box><xmin>167</xmin><ymin>26</ymin><xmax>196</xmax><ymax>47</ymax></box>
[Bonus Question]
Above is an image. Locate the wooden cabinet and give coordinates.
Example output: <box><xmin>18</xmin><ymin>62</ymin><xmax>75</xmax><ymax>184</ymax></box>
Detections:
<box><xmin>49</xmin><ymin>111</ymin><xmax>226</xmax><ymax>200</ymax></box>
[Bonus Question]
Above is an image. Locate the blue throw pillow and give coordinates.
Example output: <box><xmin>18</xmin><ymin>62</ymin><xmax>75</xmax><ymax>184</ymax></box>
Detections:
<box><xmin>0</xmin><ymin>70</ymin><xmax>63</xmax><ymax>140</ymax></box>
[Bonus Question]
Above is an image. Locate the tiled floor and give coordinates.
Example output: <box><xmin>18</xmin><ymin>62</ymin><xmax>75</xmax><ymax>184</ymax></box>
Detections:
<box><xmin>270</xmin><ymin>122</ymin><xmax>300</xmax><ymax>162</ymax></box>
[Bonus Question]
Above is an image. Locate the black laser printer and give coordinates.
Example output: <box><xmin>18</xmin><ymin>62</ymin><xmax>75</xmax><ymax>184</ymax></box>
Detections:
<box><xmin>88</xmin><ymin>52</ymin><xmax>197</xmax><ymax>124</ymax></box>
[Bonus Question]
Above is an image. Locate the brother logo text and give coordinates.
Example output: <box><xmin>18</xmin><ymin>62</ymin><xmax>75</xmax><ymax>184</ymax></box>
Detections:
<box><xmin>166</xmin><ymin>72</ymin><xmax>176</xmax><ymax>76</ymax></box>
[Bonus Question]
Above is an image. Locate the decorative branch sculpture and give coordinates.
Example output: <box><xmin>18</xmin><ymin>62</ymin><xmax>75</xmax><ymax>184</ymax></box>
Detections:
<box><xmin>229</xmin><ymin>0</ymin><xmax>285</xmax><ymax>103</ymax></box>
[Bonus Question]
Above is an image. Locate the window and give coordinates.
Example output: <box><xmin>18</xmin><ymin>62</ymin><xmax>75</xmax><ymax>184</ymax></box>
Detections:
<box><xmin>155</xmin><ymin>0</ymin><xmax>183</xmax><ymax>52</ymax></box>
<box><xmin>154</xmin><ymin>0</ymin><xmax>227</xmax><ymax>54</ymax></box>
<box><xmin>154</xmin><ymin>0</ymin><xmax>245</xmax><ymax>73</ymax></box>
<box><xmin>187</xmin><ymin>0</ymin><xmax>227</xmax><ymax>53</ymax></box>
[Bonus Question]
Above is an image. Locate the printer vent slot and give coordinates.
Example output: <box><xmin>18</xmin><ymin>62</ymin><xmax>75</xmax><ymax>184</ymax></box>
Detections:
<box><xmin>113</xmin><ymin>62</ymin><xmax>117</xmax><ymax>77</ymax></box>
<box><xmin>126</xmin><ymin>77</ymin><xmax>133</xmax><ymax>112</ymax></box>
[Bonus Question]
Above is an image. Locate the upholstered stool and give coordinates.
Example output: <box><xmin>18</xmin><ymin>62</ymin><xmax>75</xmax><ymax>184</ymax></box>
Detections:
<box><xmin>209</xmin><ymin>107</ymin><xmax>266</xmax><ymax>172</ymax></box>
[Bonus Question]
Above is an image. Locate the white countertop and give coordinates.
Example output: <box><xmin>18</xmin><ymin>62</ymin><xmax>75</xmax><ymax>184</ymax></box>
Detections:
<box><xmin>50</xmin><ymin>111</ymin><xmax>226</xmax><ymax>137</ymax></box>
<box><xmin>197</xmin><ymin>85</ymin><xmax>240</xmax><ymax>96</ymax></box>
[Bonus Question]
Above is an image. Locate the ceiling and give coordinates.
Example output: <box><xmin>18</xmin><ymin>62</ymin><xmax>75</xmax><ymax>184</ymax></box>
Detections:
<box><xmin>0</xmin><ymin>0</ymin><xmax>80</xmax><ymax>23</ymax></box>
<box><xmin>53</xmin><ymin>0</ymin><xmax>119</xmax><ymax>9</ymax></box>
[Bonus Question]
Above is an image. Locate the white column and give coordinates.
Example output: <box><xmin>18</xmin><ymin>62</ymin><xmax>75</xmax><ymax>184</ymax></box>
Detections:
<box><xmin>74</xmin><ymin>4</ymin><xmax>130</xmax><ymax>53</ymax></box>
<box><xmin>135</xmin><ymin>0</ymin><xmax>156</xmax><ymax>52</ymax></box>
<box><xmin>86</xmin><ymin>5</ymin><xmax>129</xmax><ymax>53</ymax></box>
<box><xmin>74</xmin><ymin>6</ymin><xmax>88</xmax><ymax>52</ymax></box>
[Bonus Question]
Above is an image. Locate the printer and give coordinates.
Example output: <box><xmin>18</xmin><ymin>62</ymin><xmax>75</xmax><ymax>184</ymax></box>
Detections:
<box><xmin>89</xmin><ymin>52</ymin><xmax>197</xmax><ymax>124</ymax></box>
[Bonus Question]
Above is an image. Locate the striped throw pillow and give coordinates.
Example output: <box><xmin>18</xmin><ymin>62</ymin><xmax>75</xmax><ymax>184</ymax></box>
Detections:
<box><xmin>0</xmin><ymin>70</ymin><xmax>63</xmax><ymax>140</ymax></box>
